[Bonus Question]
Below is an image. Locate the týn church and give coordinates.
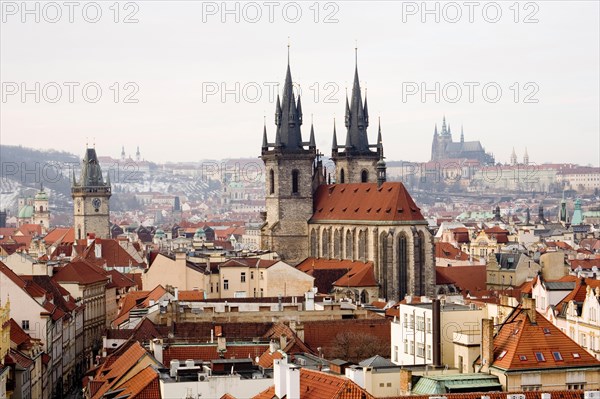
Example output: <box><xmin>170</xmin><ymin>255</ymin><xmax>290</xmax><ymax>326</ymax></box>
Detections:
<box><xmin>260</xmin><ymin>51</ymin><xmax>435</xmax><ymax>301</ymax></box>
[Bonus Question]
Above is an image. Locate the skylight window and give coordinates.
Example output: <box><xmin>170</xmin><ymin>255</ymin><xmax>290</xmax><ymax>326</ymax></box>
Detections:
<box><xmin>552</xmin><ymin>352</ymin><xmax>563</xmax><ymax>361</ymax></box>
<box><xmin>535</xmin><ymin>352</ymin><xmax>546</xmax><ymax>362</ymax></box>
<box><xmin>497</xmin><ymin>350</ymin><xmax>507</xmax><ymax>360</ymax></box>
<box><xmin>573</xmin><ymin>353</ymin><xmax>581</xmax><ymax>359</ymax></box>
<box><xmin>543</xmin><ymin>328</ymin><xmax>551</xmax><ymax>335</ymax></box>
<box><xmin>519</xmin><ymin>355</ymin><xmax>527</xmax><ymax>361</ymax></box>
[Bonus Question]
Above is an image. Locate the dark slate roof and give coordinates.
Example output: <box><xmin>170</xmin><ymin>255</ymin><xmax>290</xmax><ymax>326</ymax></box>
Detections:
<box><xmin>76</xmin><ymin>148</ymin><xmax>108</xmax><ymax>187</ymax></box>
<box><xmin>358</xmin><ymin>355</ymin><xmax>396</xmax><ymax>368</ymax></box>
<box><xmin>445</xmin><ymin>141</ymin><xmax>484</xmax><ymax>153</ymax></box>
<box><xmin>544</xmin><ymin>281</ymin><xmax>576</xmax><ymax>291</ymax></box>
<box><xmin>495</xmin><ymin>253</ymin><xmax>523</xmax><ymax>270</ymax></box>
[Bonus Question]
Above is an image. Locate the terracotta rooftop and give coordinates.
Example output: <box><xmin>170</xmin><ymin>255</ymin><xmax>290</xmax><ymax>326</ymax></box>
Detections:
<box><xmin>53</xmin><ymin>259</ymin><xmax>109</xmax><ymax>285</ymax></box>
<box><xmin>311</xmin><ymin>182</ymin><xmax>425</xmax><ymax>223</ymax></box>
<box><xmin>177</xmin><ymin>290</ymin><xmax>205</xmax><ymax>301</ymax></box>
<box><xmin>296</xmin><ymin>258</ymin><xmax>377</xmax><ymax>293</ymax></box>
<box><xmin>435</xmin><ymin>266</ymin><xmax>487</xmax><ymax>294</ymax></box>
<box><xmin>435</xmin><ymin>242</ymin><xmax>470</xmax><ymax>261</ymax></box>
<box><xmin>220</xmin><ymin>258</ymin><xmax>279</xmax><ymax>269</ymax></box>
<box><xmin>162</xmin><ymin>343</ymin><xmax>269</xmax><ymax>364</ymax></box>
<box><xmin>491</xmin><ymin>306</ymin><xmax>600</xmax><ymax>371</ymax></box>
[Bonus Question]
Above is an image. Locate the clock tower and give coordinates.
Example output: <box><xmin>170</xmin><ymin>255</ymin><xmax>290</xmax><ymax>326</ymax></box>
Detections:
<box><xmin>72</xmin><ymin>148</ymin><xmax>112</xmax><ymax>240</ymax></box>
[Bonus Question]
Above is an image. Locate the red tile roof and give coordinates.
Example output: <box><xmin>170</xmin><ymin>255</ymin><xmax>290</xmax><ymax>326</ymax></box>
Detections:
<box><xmin>112</xmin><ymin>365</ymin><xmax>160</xmax><ymax>399</ymax></box>
<box><xmin>220</xmin><ymin>258</ymin><xmax>278</xmax><ymax>269</ymax></box>
<box><xmin>492</xmin><ymin>306</ymin><xmax>600</xmax><ymax>371</ymax></box>
<box><xmin>435</xmin><ymin>266</ymin><xmax>487</xmax><ymax>294</ymax></box>
<box><xmin>311</xmin><ymin>183</ymin><xmax>425</xmax><ymax>222</ymax></box>
<box><xmin>162</xmin><ymin>343</ymin><xmax>269</xmax><ymax>364</ymax></box>
<box><xmin>9</xmin><ymin>319</ymin><xmax>33</xmax><ymax>348</ymax></box>
<box><xmin>435</xmin><ymin>242</ymin><xmax>470</xmax><ymax>261</ymax></box>
<box><xmin>555</xmin><ymin>278</ymin><xmax>600</xmax><ymax>314</ymax></box>
<box><xmin>298</xmin><ymin>368</ymin><xmax>374</xmax><ymax>399</ymax></box>
<box><xmin>53</xmin><ymin>259</ymin><xmax>109</xmax><ymax>285</ymax></box>
<box><xmin>569</xmin><ymin>258</ymin><xmax>600</xmax><ymax>270</ymax></box>
<box><xmin>178</xmin><ymin>290</ymin><xmax>205</xmax><ymax>301</ymax></box>
<box><xmin>302</xmin><ymin>319</ymin><xmax>390</xmax><ymax>356</ymax></box>
<box><xmin>297</xmin><ymin>258</ymin><xmax>376</xmax><ymax>293</ymax></box>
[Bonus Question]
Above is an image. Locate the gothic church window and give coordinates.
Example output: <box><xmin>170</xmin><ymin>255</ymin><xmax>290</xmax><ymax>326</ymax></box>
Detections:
<box><xmin>398</xmin><ymin>233</ymin><xmax>408</xmax><ymax>300</ymax></box>
<box><xmin>269</xmin><ymin>169</ymin><xmax>275</xmax><ymax>194</ymax></box>
<box><xmin>292</xmin><ymin>170</ymin><xmax>299</xmax><ymax>194</ymax></box>
<box><xmin>340</xmin><ymin>168</ymin><xmax>345</xmax><ymax>183</ymax></box>
<box><xmin>361</xmin><ymin>170</ymin><xmax>368</xmax><ymax>183</ymax></box>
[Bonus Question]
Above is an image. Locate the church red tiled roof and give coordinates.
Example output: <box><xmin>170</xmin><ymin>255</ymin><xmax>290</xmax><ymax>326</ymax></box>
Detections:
<box><xmin>311</xmin><ymin>183</ymin><xmax>425</xmax><ymax>222</ymax></box>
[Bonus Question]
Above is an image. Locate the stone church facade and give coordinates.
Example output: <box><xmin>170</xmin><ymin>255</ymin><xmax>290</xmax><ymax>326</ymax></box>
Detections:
<box><xmin>430</xmin><ymin>117</ymin><xmax>495</xmax><ymax>165</ymax></box>
<box><xmin>261</xmin><ymin>54</ymin><xmax>435</xmax><ymax>300</ymax></box>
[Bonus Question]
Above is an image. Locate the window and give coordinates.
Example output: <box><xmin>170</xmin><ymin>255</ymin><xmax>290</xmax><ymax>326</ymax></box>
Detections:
<box><xmin>253</xmin><ymin>288</ymin><xmax>257</xmax><ymax>297</ymax></box>
<box><xmin>409</xmin><ymin>314</ymin><xmax>414</xmax><ymax>330</ymax></box>
<box><xmin>417</xmin><ymin>343</ymin><xmax>425</xmax><ymax>358</ymax></box>
<box><xmin>251</xmin><ymin>271</ymin><xmax>254</xmax><ymax>280</ymax></box>
<box><xmin>361</xmin><ymin>170</ymin><xmax>368</xmax><ymax>183</ymax></box>
<box><xmin>292</xmin><ymin>170</ymin><xmax>299</xmax><ymax>194</ymax></box>
<box><xmin>409</xmin><ymin>341</ymin><xmax>414</xmax><ymax>355</ymax></box>
<box><xmin>497</xmin><ymin>350</ymin><xmax>507</xmax><ymax>360</ymax></box>
<box><xmin>543</xmin><ymin>328</ymin><xmax>551</xmax><ymax>335</ymax></box>
<box><xmin>386</xmin><ymin>383</ymin><xmax>392</xmax><ymax>387</ymax></box>
<box><xmin>340</xmin><ymin>168</ymin><xmax>345</xmax><ymax>184</ymax></box>
<box><xmin>260</xmin><ymin>288</ymin><xmax>264</xmax><ymax>297</ymax></box>
<box><xmin>568</xmin><ymin>384</ymin><xmax>585</xmax><ymax>390</ymax></box>
<box><xmin>581</xmin><ymin>333</ymin><xmax>587</xmax><ymax>348</ymax></box>
<box><xmin>223</xmin><ymin>280</ymin><xmax>229</xmax><ymax>290</ymax></box>
<box><xmin>573</xmin><ymin>353</ymin><xmax>581</xmax><ymax>359</ymax></box>
<box><xmin>416</xmin><ymin>316</ymin><xmax>425</xmax><ymax>331</ymax></box>
<box><xmin>22</xmin><ymin>320</ymin><xmax>29</xmax><ymax>330</ymax></box>
<box><xmin>403</xmin><ymin>314</ymin><xmax>408</xmax><ymax>329</ymax></box>
<box><xmin>216</xmin><ymin>282</ymin><xmax>219</xmax><ymax>292</ymax></box>
<box><xmin>269</xmin><ymin>169</ymin><xmax>275</xmax><ymax>194</ymax></box>
<box><xmin>403</xmin><ymin>339</ymin><xmax>408</xmax><ymax>354</ymax></box>
<box><xmin>535</xmin><ymin>352</ymin><xmax>545</xmax><ymax>362</ymax></box>
<box><xmin>552</xmin><ymin>352</ymin><xmax>563</xmax><ymax>361</ymax></box>
<box><xmin>241</xmin><ymin>272</ymin><xmax>246</xmax><ymax>283</ymax></box>
<box><xmin>426</xmin><ymin>318</ymin><xmax>432</xmax><ymax>333</ymax></box>
<box><xmin>210</xmin><ymin>284</ymin><xmax>214</xmax><ymax>293</ymax></box>
<box><xmin>427</xmin><ymin>345</ymin><xmax>432</xmax><ymax>360</ymax></box>
<box><xmin>519</xmin><ymin>355</ymin><xmax>527</xmax><ymax>361</ymax></box>
<box><xmin>522</xmin><ymin>385</ymin><xmax>541</xmax><ymax>391</ymax></box>
<box><xmin>393</xmin><ymin>346</ymin><xmax>398</xmax><ymax>362</ymax></box>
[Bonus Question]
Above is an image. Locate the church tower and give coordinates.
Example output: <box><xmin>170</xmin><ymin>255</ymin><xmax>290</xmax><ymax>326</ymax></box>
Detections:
<box><xmin>72</xmin><ymin>148</ymin><xmax>112</xmax><ymax>240</ymax></box>
<box><xmin>32</xmin><ymin>185</ymin><xmax>50</xmax><ymax>231</ymax></box>
<box><xmin>260</xmin><ymin>52</ymin><xmax>318</xmax><ymax>265</ymax></box>
<box><xmin>331</xmin><ymin>50</ymin><xmax>380</xmax><ymax>183</ymax></box>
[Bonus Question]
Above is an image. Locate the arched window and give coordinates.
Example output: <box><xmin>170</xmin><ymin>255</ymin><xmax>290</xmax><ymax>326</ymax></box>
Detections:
<box><xmin>380</xmin><ymin>232</ymin><xmax>392</xmax><ymax>301</ymax></box>
<box><xmin>398</xmin><ymin>233</ymin><xmax>408</xmax><ymax>300</ymax></box>
<box><xmin>292</xmin><ymin>170</ymin><xmax>299</xmax><ymax>194</ymax></box>
<box><xmin>340</xmin><ymin>168</ymin><xmax>345</xmax><ymax>184</ymax></box>
<box><xmin>39</xmin><ymin>206</ymin><xmax>44</xmax><ymax>212</ymax></box>
<box><xmin>269</xmin><ymin>169</ymin><xmax>275</xmax><ymax>194</ymax></box>
<box><xmin>358</xmin><ymin>230</ymin><xmax>366</xmax><ymax>261</ymax></box>
<box><xmin>322</xmin><ymin>229</ymin><xmax>330</xmax><ymax>258</ymax></box>
<box><xmin>333</xmin><ymin>229</ymin><xmax>341</xmax><ymax>259</ymax></box>
<box><xmin>415</xmin><ymin>231</ymin><xmax>426</xmax><ymax>295</ymax></box>
<box><xmin>361</xmin><ymin>170</ymin><xmax>368</xmax><ymax>183</ymax></box>
<box><xmin>310</xmin><ymin>229</ymin><xmax>318</xmax><ymax>257</ymax></box>
<box><xmin>345</xmin><ymin>230</ymin><xmax>354</xmax><ymax>260</ymax></box>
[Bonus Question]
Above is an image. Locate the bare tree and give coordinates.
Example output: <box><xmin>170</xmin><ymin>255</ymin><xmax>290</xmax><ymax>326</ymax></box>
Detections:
<box><xmin>326</xmin><ymin>331</ymin><xmax>388</xmax><ymax>364</ymax></box>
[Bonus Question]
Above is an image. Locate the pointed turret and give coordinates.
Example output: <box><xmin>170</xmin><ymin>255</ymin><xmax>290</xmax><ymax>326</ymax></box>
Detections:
<box><xmin>340</xmin><ymin>49</ymin><xmax>372</xmax><ymax>155</ymax></box>
<box><xmin>441</xmin><ymin>116</ymin><xmax>447</xmax><ymax>135</ymax></box>
<box><xmin>434</xmin><ymin>124</ymin><xmax>439</xmax><ymax>137</ymax></box>
<box><xmin>510</xmin><ymin>147</ymin><xmax>517</xmax><ymax>166</ymax></box>
<box><xmin>523</xmin><ymin>147</ymin><xmax>529</xmax><ymax>165</ymax></box>
<box><xmin>270</xmin><ymin>55</ymin><xmax>305</xmax><ymax>153</ymax></box>
<box><xmin>377</xmin><ymin>117</ymin><xmax>383</xmax><ymax>156</ymax></box>
<box><xmin>262</xmin><ymin>124</ymin><xmax>268</xmax><ymax>151</ymax></box>
<box><xmin>331</xmin><ymin>119</ymin><xmax>338</xmax><ymax>153</ymax></box>
<box><xmin>376</xmin><ymin>119</ymin><xmax>386</xmax><ymax>187</ymax></box>
<box><xmin>309</xmin><ymin>122</ymin><xmax>316</xmax><ymax>150</ymax></box>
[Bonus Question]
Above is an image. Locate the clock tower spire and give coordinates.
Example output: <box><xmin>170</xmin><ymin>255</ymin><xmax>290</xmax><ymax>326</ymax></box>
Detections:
<box><xmin>72</xmin><ymin>147</ymin><xmax>112</xmax><ymax>240</ymax></box>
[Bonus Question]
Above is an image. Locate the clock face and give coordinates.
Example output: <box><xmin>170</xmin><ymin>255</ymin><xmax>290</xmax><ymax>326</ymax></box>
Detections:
<box><xmin>92</xmin><ymin>198</ymin><xmax>101</xmax><ymax>210</ymax></box>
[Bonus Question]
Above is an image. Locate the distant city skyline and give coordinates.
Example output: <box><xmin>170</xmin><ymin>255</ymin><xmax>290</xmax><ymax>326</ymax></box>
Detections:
<box><xmin>1</xmin><ymin>1</ymin><xmax>598</xmax><ymax>165</ymax></box>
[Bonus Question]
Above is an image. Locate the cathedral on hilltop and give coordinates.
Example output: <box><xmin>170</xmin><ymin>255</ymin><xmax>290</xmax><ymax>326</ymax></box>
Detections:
<box><xmin>430</xmin><ymin>117</ymin><xmax>495</xmax><ymax>165</ymax></box>
<box><xmin>72</xmin><ymin>148</ymin><xmax>112</xmax><ymax>240</ymax></box>
<box><xmin>260</xmin><ymin>51</ymin><xmax>435</xmax><ymax>301</ymax></box>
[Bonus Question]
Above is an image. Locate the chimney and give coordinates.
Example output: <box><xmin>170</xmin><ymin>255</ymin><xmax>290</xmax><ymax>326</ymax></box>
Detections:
<box><xmin>481</xmin><ymin>318</ymin><xmax>494</xmax><ymax>372</ymax></box>
<box><xmin>151</xmin><ymin>338</ymin><xmax>163</xmax><ymax>364</ymax></box>
<box><xmin>400</xmin><ymin>369</ymin><xmax>413</xmax><ymax>394</ymax></box>
<box><xmin>270</xmin><ymin>339</ymin><xmax>279</xmax><ymax>354</ymax></box>
<box><xmin>217</xmin><ymin>336</ymin><xmax>226</xmax><ymax>352</ymax></box>
<box><xmin>280</xmin><ymin>334</ymin><xmax>288</xmax><ymax>350</ymax></box>
<box><xmin>432</xmin><ymin>299</ymin><xmax>442</xmax><ymax>367</ymax></box>
<box><xmin>286</xmin><ymin>364</ymin><xmax>301</xmax><ymax>399</ymax></box>
<box><xmin>522</xmin><ymin>297</ymin><xmax>536</xmax><ymax>324</ymax></box>
<box><xmin>94</xmin><ymin>238</ymin><xmax>102</xmax><ymax>258</ymax></box>
<box><xmin>174</xmin><ymin>287</ymin><xmax>179</xmax><ymax>301</ymax></box>
<box><xmin>274</xmin><ymin>358</ymin><xmax>287</xmax><ymax>399</ymax></box>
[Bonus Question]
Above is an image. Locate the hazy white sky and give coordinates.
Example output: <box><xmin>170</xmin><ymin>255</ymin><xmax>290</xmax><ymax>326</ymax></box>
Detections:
<box><xmin>1</xmin><ymin>1</ymin><xmax>599</xmax><ymax>165</ymax></box>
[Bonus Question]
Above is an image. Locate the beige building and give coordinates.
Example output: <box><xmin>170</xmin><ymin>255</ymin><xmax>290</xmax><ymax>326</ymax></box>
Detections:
<box><xmin>218</xmin><ymin>258</ymin><xmax>314</xmax><ymax>298</ymax></box>
<box><xmin>486</xmin><ymin>251</ymin><xmax>540</xmax><ymax>290</ymax></box>
<box><xmin>142</xmin><ymin>251</ymin><xmax>206</xmax><ymax>292</ymax></box>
